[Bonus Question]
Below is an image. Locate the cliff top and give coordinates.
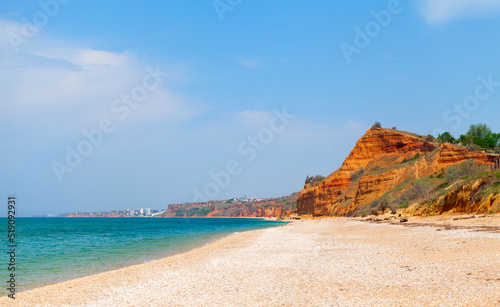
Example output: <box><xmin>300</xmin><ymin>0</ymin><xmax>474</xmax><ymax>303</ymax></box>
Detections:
<box><xmin>298</xmin><ymin>126</ymin><xmax>500</xmax><ymax>217</ymax></box>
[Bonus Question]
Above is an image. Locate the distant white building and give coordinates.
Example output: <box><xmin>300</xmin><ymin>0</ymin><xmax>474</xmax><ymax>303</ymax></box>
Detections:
<box><xmin>145</xmin><ymin>208</ymin><xmax>151</xmax><ymax>216</ymax></box>
<box><xmin>139</xmin><ymin>208</ymin><xmax>144</xmax><ymax>215</ymax></box>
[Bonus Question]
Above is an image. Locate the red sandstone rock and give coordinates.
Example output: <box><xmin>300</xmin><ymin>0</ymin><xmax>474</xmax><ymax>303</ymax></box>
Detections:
<box><xmin>297</xmin><ymin>127</ymin><xmax>498</xmax><ymax>216</ymax></box>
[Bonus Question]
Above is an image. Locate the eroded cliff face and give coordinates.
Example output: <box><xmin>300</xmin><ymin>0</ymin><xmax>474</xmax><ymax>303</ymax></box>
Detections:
<box><xmin>162</xmin><ymin>194</ymin><xmax>297</xmax><ymax>218</ymax></box>
<box><xmin>404</xmin><ymin>176</ymin><xmax>500</xmax><ymax>216</ymax></box>
<box><xmin>297</xmin><ymin>127</ymin><xmax>499</xmax><ymax>216</ymax></box>
<box><xmin>204</xmin><ymin>203</ymin><xmax>283</xmax><ymax>218</ymax></box>
<box><xmin>438</xmin><ymin>143</ymin><xmax>497</xmax><ymax>164</ymax></box>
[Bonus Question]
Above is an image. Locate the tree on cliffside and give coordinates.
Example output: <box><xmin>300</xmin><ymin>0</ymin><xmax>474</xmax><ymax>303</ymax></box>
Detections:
<box><xmin>446</xmin><ymin>124</ymin><xmax>499</xmax><ymax>151</ymax></box>
<box><xmin>467</xmin><ymin>123</ymin><xmax>492</xmax><ymax>139</ymax></box>
<box><xmin>464</xmin><ymin>124</ymin><xmax>499</xmax><ymax>150</ymax></box>
<box><xmin>437</xmin><ymin>132</ymin><xmax>456</xmax><ymax>144</ymax></box>
<box><xmin>373</xmin><ymin>121</ymin><xmax>382</xmax><ymax>128</ymax></box>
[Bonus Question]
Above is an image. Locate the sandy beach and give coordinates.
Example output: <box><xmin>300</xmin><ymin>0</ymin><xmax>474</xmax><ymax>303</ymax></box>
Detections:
<box><xmin>2</xmin><ymin>216</ymin><xmax>499</xmax><ymax>306</ymax></box>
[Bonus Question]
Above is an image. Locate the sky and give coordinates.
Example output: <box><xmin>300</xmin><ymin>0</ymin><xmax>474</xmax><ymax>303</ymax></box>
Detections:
<box><xmin>1</xmin><ymin>0</ymin><xmax>500</xmax><ymax>216</ymax></box>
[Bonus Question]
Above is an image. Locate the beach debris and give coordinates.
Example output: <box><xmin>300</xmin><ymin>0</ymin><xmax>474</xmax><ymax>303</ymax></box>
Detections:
<box><xmin>453</xmin><ymin>215</ymin><xmax>475</xmax><ymax>221</ymax></box>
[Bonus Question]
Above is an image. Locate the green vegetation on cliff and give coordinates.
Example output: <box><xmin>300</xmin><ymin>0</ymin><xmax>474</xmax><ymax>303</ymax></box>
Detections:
<box><xmin>297</xmin><ymin>125</ymin><xmax>500</xmax><ymax>217</ymax></box>
<box><xmin>438</xmin><ymin>124</ymin><xmax>500</xmax><ymax>152</ymax></box>
<box><xmin>163</xmin><ymin>193</ymin><xmax>298</xmax><ymax>218</ymax></box>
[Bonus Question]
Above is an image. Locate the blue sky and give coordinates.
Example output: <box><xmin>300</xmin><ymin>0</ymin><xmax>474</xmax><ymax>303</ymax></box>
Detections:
<box><xmin>1</xmin><ymin>0</ymin><xmax>500</xmax><ymax>216</ymax></box>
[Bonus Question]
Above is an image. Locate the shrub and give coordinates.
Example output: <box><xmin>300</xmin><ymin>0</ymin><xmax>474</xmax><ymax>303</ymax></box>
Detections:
<box><xmin>401</xmin><ymin>153</ymin><xmax>420</xmax><ymax>164</ymax></box>
<box><xmin>466</xmin><ymin>143</ymin><xmax>481</xmax><ymax>152</ymax></box>
<box><xmin>369</xmin><ymin>199</ymin><xmax>380</xmax><ymax>209</ymax></box>
<box><xmin>446</xmin><ymin>159</ymin><xmax>486</xmax><ymax>182</ymax></box>
<box><xmin>396</xmin><ymin>180</ymin><xmax>429</xmax><ymax>205</ymax></box>
<box><xmin>367</xmin><ymin>198</ymin><xmax>391</xmax><ymax>215</ymax></box>
<box><xmin>425</xmin><ymin>134</ymin><xmax>435</xmax><ymax>142</ymax></box>
<box><xmin>379</xmin><ymin>199</ymin><xmax>390</xmax><ymax>213</ymax></box>
<box><xmin>373</xmin><ymin>121</ymin><xmax>382</xmax><ymax>128</ymax></box>
<box><xmin>350</xmin><ymin>167</ymin><xmax>365</xmax><ymax>182</ymax></box>
<box><xmin>305</xmin><ymin>175</ymin><xmax>325</xmax><ymax>185</ymax></box>
<box><xmin>425</xmin><ymin>147</ymin><xmax>440</xmax><ymax>162</ymax></box>
<box><xmin>434</xmin><ymin>182</ymin><xmax>449</xmax><ymax>191</ymax></box>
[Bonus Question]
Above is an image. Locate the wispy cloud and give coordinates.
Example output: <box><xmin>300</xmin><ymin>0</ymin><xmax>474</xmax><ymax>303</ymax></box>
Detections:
<box><xmin>0</xmin><ymin>18</ymin><xmax>199</xmax><ymax>142</ymax></box>
<box><xmin>237</xmin><ymin>57</ymin><xmax>264</xmax><ymax>69</ymax></box>
<box><xmin>233</xmin><ymin>110</ymin><xmax>273</xmax><ymax>128</ymax></box>
<box><xmin>418</xmin><ymin>0</ymin><xmax>500</xmax><ymax>24</ymax></box>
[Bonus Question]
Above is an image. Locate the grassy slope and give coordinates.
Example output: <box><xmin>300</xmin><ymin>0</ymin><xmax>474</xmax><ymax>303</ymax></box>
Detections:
<box><xmin>353</xmin><ymin>151</ymin><xmax>500</xmax><ymax>216</ymax></box>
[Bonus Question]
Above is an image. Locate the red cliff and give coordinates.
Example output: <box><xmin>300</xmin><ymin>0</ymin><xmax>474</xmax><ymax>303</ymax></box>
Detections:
<box><xmin>297</xmin><ymin>127</ymin><xmax>499</xmax><ymax>216</ymax></box>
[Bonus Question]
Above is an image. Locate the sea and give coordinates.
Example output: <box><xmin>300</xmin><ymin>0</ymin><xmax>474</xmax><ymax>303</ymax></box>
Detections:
<box><xmin>1</xmin><ymin>217</ymin><xmax>287</xmax><ymax>294</ymax></box>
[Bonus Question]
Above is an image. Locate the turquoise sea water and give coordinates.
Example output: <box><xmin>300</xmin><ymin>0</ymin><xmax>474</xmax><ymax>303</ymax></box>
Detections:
<box><xmin>1</xmin><ymin>217</ymin><xmax>286</xmax><ymax>294</ymax></box>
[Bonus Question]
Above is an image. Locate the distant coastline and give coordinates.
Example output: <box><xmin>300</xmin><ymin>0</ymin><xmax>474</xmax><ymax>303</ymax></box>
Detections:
<box><xmin>56</xmin><ymin>193</ymin><xmax>298</xmax><ymax>219</ymax></box>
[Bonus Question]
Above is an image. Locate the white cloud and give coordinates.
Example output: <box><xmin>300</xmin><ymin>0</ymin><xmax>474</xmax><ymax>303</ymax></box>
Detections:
<box><xmin>32</xmin><ymin>49</ymin><xmax>135</xmax><ymax>67</ymax></box>
<box><xmin>237</xmin><ymin>57</ymin><xmax>264</xmax><ymax>68</ymax></box>
<box><xmin>233</xmin><ymin>110</ymin><xmax>273</xmax><ymax>128</ymax></box>
<box><xmin>341</xmin><ymin>120</ymin><xmax>366</xmax><ymax>131</ymax></box>
<box><xmin>0</xmin><ymin>19</ymin><xmax>23</xmax><ymax>50</ymax></box>
<box><xmin>418</xmin><ymin>0</ymin><xmax>500</xmax><ymax>24</ymax></box>
<box><xmin>0</xmin><ymin>18</ymin><xmax>199</xmax><ymax>142</ymax></box>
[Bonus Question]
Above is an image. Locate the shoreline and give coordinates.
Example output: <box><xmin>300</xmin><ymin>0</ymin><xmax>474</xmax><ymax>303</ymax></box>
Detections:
<box><xmin>10</xmin><ymin>218</ymin><xmax>288</xmax><ymax>293</ymax></box>
<box><xmin>14</xmin><ymin>228</ymin><xmax>271</xmax><ymax>293</ymax></box>
<box><xmin>1</xmin><ymin>225</ymin><xmax>281</xmax><ymax>305</ymax></box>
<box><xmin>2</xmin><ymin>216</ymin><xmax>499</xmax><ymax>306</ymax></box>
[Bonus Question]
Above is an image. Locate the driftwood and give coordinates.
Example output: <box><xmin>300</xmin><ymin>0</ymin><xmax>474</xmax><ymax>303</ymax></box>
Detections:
<box><xmin>453</xmin><ymin>215</ymin><xmax>475</xmax><ymax>221</ymax></box>
<box><xmin>453</xmin><ymin>215</ymin><xmax>487</xmax><ymax>221</ymax></box>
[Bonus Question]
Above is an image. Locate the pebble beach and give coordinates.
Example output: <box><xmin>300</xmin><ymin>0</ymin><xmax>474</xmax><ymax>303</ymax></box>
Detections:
<box><xmin>2</xmin><ymin>216</ymin><xmax>499</xmax><ymax>306</ymax></box>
